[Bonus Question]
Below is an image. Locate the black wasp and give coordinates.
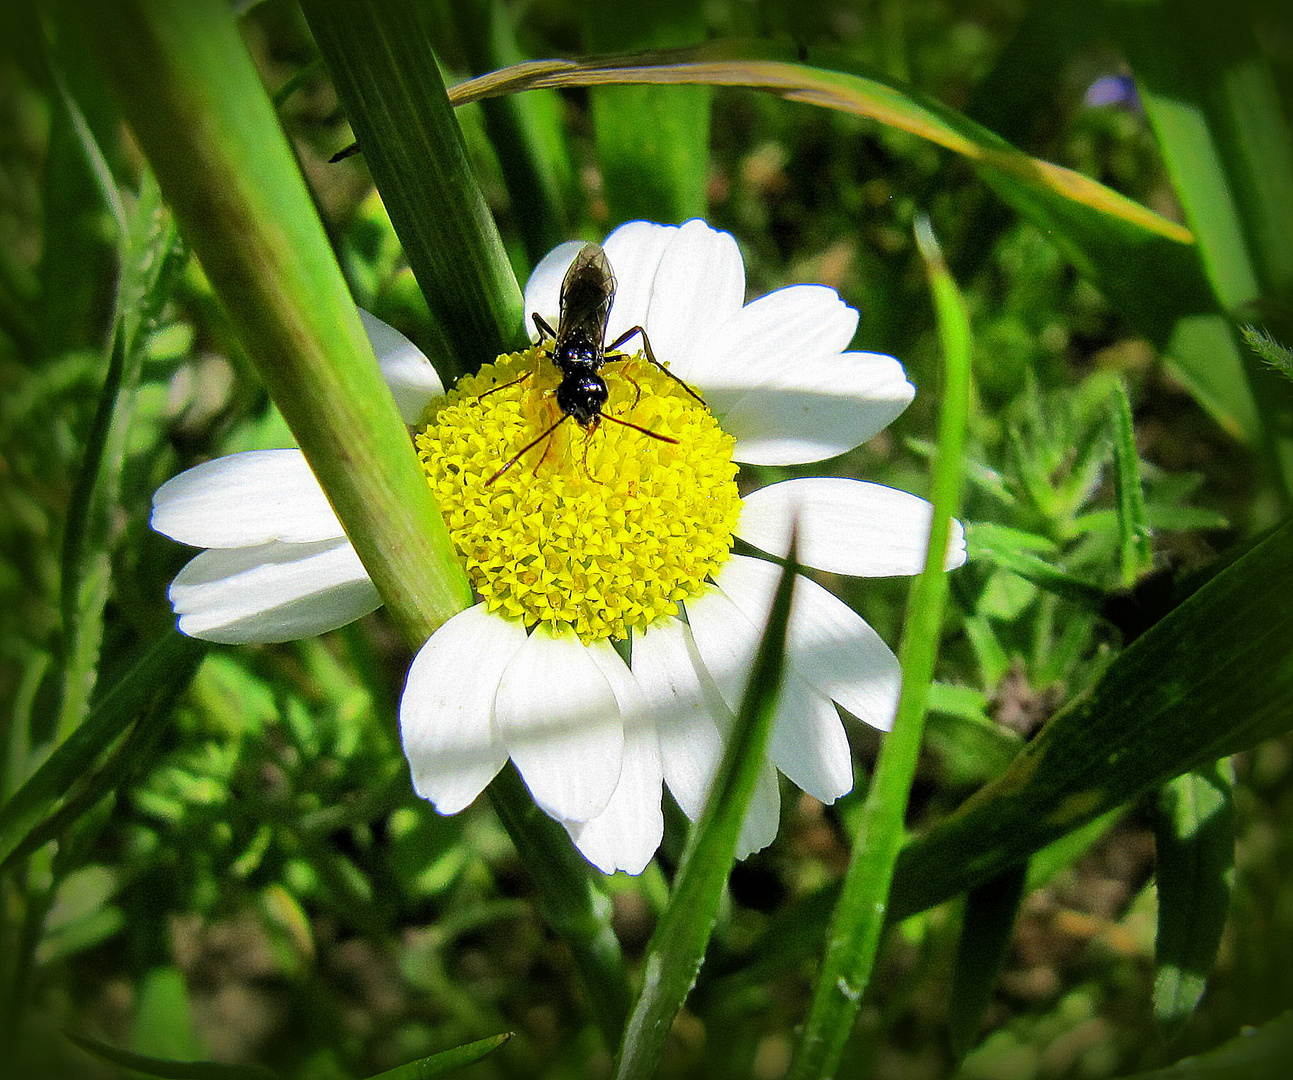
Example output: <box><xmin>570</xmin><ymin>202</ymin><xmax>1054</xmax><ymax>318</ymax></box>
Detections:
<box><xmin>484</xmin><ymin>243</ymin><xmax>706</xmax><ymax>485</ymax></box>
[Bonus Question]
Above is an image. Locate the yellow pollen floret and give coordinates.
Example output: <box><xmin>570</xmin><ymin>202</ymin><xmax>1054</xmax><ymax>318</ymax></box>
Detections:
<box><xmin>416</xmin><ymin>346</ymin><xmax>741</xmax><ymax>642</ymax></box>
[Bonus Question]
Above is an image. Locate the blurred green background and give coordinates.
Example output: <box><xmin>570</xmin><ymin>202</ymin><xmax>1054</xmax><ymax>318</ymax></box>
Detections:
<box><xmin>2</xmin><ymin>0</ymin><xmax>1291</xmax><ymax>1077</ymax></box>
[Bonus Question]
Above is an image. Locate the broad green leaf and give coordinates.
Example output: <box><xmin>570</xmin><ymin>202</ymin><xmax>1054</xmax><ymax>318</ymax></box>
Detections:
<box><xmin>948</xmin><ymin>864</ymin><xmax>1027</xmax><ymax>1059</ymax></box>
<box><xmin>362</xmin><ymin>1032</ymin><xmax>512</xmax><ymax>1079</ymax></box>
<box><xmin>584</xmin><ymin>0</ymin><xmax>709</xmax><ymax>226</ymax></box>
<box><xmin>1152</xmin><ymin>763</ymin><xmax>1235</xmax><ymax>1037</ymax></box>
<box><xmin>614</xmin><ymin>540</ymin><xmax>798</xmax><ymax>1080</ymax></box>
<box><xmin>132</xmin><ymin>967</ymin><xmax>203</xmax><ymax>1065</ymax></box>
<box><xmin>887</xmin><ymin>518</ymin><xmax>1293</xmax><ymax>922</ymax></box>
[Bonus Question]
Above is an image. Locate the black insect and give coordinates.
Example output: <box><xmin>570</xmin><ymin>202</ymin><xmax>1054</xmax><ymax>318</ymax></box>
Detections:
<box><xmin>484</xmin><ymin>243</ymin><xmax>706</xmax><ymax>485</ymax></box>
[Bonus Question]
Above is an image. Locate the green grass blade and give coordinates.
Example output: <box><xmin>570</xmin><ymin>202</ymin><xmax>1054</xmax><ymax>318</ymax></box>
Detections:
<box><xmin>449</xmin><ymin>0</ymin><xmax>575</xmax><ymax>268</ymax></box>
<box><xmin>300</xmin><ymin>0</ymin><xmax>526</xmax><ymax>381</ymax></box>
<box><xmin>966</xmin><ymin>524</ymin><xmax>1109</xmax><ymax>608</ymax></box>
<box><xmin>886</xmin><ymin>518</ymin><xmax>1293</xmax><ymax>922</ymax></box>
<box><xmin>451</xmin><ymin>40</ymin><xmax>1190</xmax><ymax>243</ymax></box>
<box><xmin>948</xmin><ymin>864</ymin><xmax>1028</xmax><ymax>1059</ymax></box>
<box><xmin>1109</xmin><ymin>381</ymin><xmax>1153</xmax><ymax>587</ymax></box>
<box><xmin>613</xmin><ymin>542</ymin><xmax>799</xmax><ymax>1080</ymax></box>
<box><xmin>1152</xmin><ymin>763</ymin><xmax>1235</xmax><ymax>1038</ymax></box>
<box><xmin>361</xmin><ymin>1032</ymin><xmax>512</xmax><ymax>1079</ymax></box>
<box><xmin>449</xmin><ymin>42</ymin><xmax>1274</xmax><ymax>442</ymax></box>
<box><xmin>69</xmin><ymin>0</ymin><xmax>473</xmax><ymax>646</ymax></box>
<box><xmin>1108</xmin><ymin>0</ymin><xmax>1293</xmax><ymax>497</ymax></box>
<box><xmin>1110</xmin><ymin>1011</ymin><xmax>1293</xmax><ymax>1080</ymax></box>
<box><xmin>584</xmin><ymin>0</ymin><xmax>710</xmax><ymax>225</ymax></box>
<box><xmin>67</xmin><ymin>1033</ymin><xmax>277</xmax><ymax>1080</ymax></box>
<box><xmin>787</xmin><ymin>217</ymin><xmax>971</xmax><ymax>1080</ymax></box>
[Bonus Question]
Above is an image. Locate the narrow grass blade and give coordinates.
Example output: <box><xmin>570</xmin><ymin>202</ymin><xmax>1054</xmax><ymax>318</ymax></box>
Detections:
<box><xmin>966</xmin><ymin>525</ymin><xmax>1108</xmax><ymax>609</ymax></box>
<box><xmin>67</xmin><ymin>1033</ymin><xmax>277</xmax><ymax>1080</ymax></box>
<box><xmin>1152</xmin><ymin>763</ymin><xmax>1235</xmax><ymax>1038</ymax></box>
<box><xmin>361</xmin><ymin>1033</ymin><xmax>512</xmax><ymax>1079</ymax></box>
<box><xmin>1109</xmin><ymin>381</ymin><xmax>1153</xmax><ymax>588</ymax></box>
<box><xmin>68</xmin><ymin>0</ymin><xmax>473</xmax><ymax>646</ymax></box>
<box><xmin>613</xmin><ymin>541</ymin><xmax>799</xmax><ymax>1080</ymax></box>
<box><xmin>450</xmin><ymin>41</ymin><xmax>1190</xmax><ymax>243</ymax></box>
<box><xmin>449</xmin><ymin>0</ymin><xmax>575</xmax><ymax>266</ymax></box>
<box><xmin>450</xmin><ymin>43</ymin><xmax>1275</xmax><ymax>443</ymax></box>
<box><xmin>300</xmin><ymin>0</ymin><xmax>526</xmax><ymax>380</ymax></box>
<box><xmin>58</xmin><ymin>169</ymin><xmax>185</xmax><ymax>746</ymax></box>
<box><xmin>584</xmin><ymin>0</ymin><xmax>709</xmax><ymax>225</ymax></box>
<box><xmin>1108</xmin><ymin>0</ymin><xmax>1293</xmax><ymax>498</ymax></box>
<box><xmin>786</xmin><ymin>216</ymin><xmax>971</xmax><ymax>1080</ymax></box>
<box><xmin>948</xmin><ymin>864</ymin><xmax>1028</xmax><ymax>1059</ymax></box>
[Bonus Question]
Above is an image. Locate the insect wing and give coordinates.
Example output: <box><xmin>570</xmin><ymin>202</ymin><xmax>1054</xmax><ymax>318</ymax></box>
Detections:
<box><xmin>558</xmin><ymin>243</ymin><xmax>616</xmax><ymax>350</ymax></box>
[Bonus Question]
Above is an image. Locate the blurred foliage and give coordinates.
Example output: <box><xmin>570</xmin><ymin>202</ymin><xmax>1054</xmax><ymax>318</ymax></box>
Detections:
<box><xmin>2</xmin><ymin>1</ymin><xmax>1291</xmax><ymax>1078</ymax></box>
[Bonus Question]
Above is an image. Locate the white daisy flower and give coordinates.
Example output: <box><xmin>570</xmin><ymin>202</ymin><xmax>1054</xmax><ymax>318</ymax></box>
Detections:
<box><xmin>152</xmin><ymin>219</ymin><xmax>965</xmax><ymax>876</ymax></box>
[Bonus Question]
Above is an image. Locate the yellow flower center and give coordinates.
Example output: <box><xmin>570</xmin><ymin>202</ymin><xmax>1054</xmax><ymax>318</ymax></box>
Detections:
<box><xmin>415</xmin><ymin>346</ymin><xmax>741</xmax><ymax>642</ymax></box>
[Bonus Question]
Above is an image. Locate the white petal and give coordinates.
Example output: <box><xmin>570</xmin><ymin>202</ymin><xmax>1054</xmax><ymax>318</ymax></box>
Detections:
<box><xmin>687</xmin><ymin>572</ymin><xmax>856</xmax><ymax>800</ymax></box>
<box><xmin>724</xmin><ymin>351</ymin><xmax>915</xmax><ymax>466</ymax></box>
<box><xmin>766</xmin><ymin>676</ymin><xmax>855</xmax><ymax>803</ymax></box>
<box><xmin>603</xmin><ymin>221</ymin><xmax>679</xmax><ymax>344</ymax></box>
<box><xmin>685</xmin><ymin>284</ymin><xmax>858</xmax><ymax>392</ymax></box>
<box><xmin>630</xmin><ymin>616</ymin><xmax>728</xmax><ymax>822</ymax></box>
<box><xmin>681</xmin><ymin>584</ymin><xmax>761</xmax><ymax>717</ymax></box>
<box><xmin>152</xmin><ymin>450</ymin><xmax>345</xmax><ymax>548</ymax></box>
<box><xmin>399</xmin><ymin>604</ymin><xmax>518</xmax><ymax>814</ymax></box>
<box><xmin>358</xmin><ymin>309</ymin><xmax>445</xmax><ymax>424</ymax></box>
<box><xmin>634</xmin><ymin>616</ymin><xmax>782</xmax><ymax>858</ymax></box>
<box><xmin>494</xmin><ymin>624</ymin><xmax>623</xmax><ymax>822</ymax></box>
<box><xmin>735</xmin><ymin>760</ymin><xmax>782</xmax><ymax>859</ymax></box>
<box><xmin>169</xmin><ymin>537</ymin><xmax>380</xmax><ymax>643</ymax></box>
<box><xmin>565</xmin><ymin>642</ymin><xmax>663</xmax><ymax>875</ymax></box>
<box><xmin>737</xmin><ymin>478</ymin><xmax>968</xmax><ymax>576</ymax></box>
<box><xmin>523</xmin><ymin>240</ymin><xmax>586</xmax><ymax>338</ymax></box>
<box><xmin>644</xmin><ymin>220</ymin><xmax>746</xmax><ymax>383</ymax></box>
<box><xmin>716</xmin><ymin>555</ymin><xmax>901</xmax><ymax>732</ymax></box>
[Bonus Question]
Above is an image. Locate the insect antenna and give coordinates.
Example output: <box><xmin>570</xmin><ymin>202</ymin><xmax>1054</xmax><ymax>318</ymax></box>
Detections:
<box><xmin>485</xmin><ymin>415</ymin><xmax>568</xmax><ymax>486</ymax></box>
<box><xmin>600</xmin><ymin>414</ymin><xmax>679</xmax><ymax>444</ymax></box>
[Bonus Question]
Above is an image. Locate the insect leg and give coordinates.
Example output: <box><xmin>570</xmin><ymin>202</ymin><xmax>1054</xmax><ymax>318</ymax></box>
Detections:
<box><xmin>533</xmin><ymin>312</ymin><xmax>557</xmax><ymax>342</ymax></box>
<box><xmin>606</xmin><ymin>325</ymin><xmax>707</xmax><ymax>408</ymax></box>
<box><xmin>602</xmin><ymin>365</ymin><xmax>644</xmax><ymax>411</ymax></box>
<box><xmin>485</xmin><ymin>415</ymin><xmax>567</xmax><ymax>486</ymax></box>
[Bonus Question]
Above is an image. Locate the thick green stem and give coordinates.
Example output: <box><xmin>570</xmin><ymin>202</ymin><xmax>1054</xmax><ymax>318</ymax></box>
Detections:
<box><xmin>68</xmin><ymin>0</ymin><xmax>472</xmax><ymax>646</ymax></box>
